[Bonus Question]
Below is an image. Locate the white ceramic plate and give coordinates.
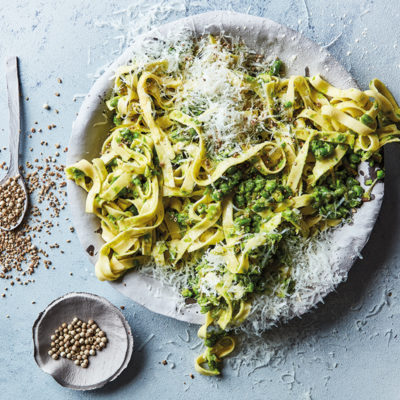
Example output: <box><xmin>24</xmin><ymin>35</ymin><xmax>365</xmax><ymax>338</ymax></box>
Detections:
<box><xmin>67</xmin><ymin>11</ymin><xmax>383</xmax><ymax>325</ymax></box>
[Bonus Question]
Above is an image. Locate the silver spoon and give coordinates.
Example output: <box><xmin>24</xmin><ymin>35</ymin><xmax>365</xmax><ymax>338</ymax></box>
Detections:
<box><xmin>0</xmin><ymin>57</ymin><xmax>28</xmax><ymax>231</ymax></box>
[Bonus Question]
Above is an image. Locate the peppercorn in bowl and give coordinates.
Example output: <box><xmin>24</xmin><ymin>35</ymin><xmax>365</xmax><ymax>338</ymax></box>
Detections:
<box><xmin>33</xmin><ymin>292</ymin><xmax>133</xmax><ymax>390</ymax></box>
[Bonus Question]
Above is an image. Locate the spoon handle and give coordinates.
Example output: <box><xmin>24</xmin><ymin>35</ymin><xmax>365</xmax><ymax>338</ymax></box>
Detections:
<box><xmin>5</xmin><ymin>57</ymin><xmax>21</xmax><ymax>177</ymax></box>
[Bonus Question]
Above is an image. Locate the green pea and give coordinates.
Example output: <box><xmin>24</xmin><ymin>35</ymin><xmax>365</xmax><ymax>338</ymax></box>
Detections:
<box><xmin>360</xmin><ymin>114</ymin><xmax>374</xmax><ymax>126</ymax></box>
<box><xmin>120</xmin><ymin>128</ymin><xmax>136</xmax><ymax>144</ymax></box>
<box><xmin>377</xmin><ymin>170</ymin><xmax>385</xmax><ymax>179</ymax></box>
<box><xmin>245</xmin><ymin>192</ymin><xmax>252</xmax><ymax>203</ymax></box>
<box><xmin>197</xmin><ymin>204</ymin><xmax>206</xmax><ymax>214</ymax></box>
<box><xmin>181</xmin><ymin>288</ymin><xmax>192</xmax><ymax>297</ymax></box>
<box><xmin>127</xmin><ymin>204</ymin><xmax>138</xmax><ymax>215</ymax></box>
<box><xmin>207</xmin><ymin>205</ymin><xmax>218</xmax><ymax>220</ymax></box>
<box><xmin>313</xmin><ymin>198</ymin><xmax>321</xmax><ymax>208</ymax></box>
<box><xmin>201</xmin><ymin>305</ymin><xmax>212</xmax><ymax>314</ymax></box>
<box><xmin>265</xmin><ymin>180</ymin><xmax>277</xmax><ymax>192</ymax></box>
<box><xmin>252</xmin><ymin>214</ymin><xmax>262</xmax><ymax>221</ymax></box>
<box><xmin>318</xmin><ymin>186</ymin><xmax>331</xmax><ymax>203</ymax></box>
<box><xmin>336</xmin><ymin>134</ymin><xmax>346</xmax><ymax>143</ymax></box>
<box><xmin>188</xmin><ymin>128</ymin><xmax>197</xmax><ymax>138</ymax></box>
<box><xmin>177</xmin><ymin>214</ymin><xmax>187</xmax><ymax>225</ymax></box>
<box><xmin>283</xmin><ymin>185</ymin><xmax>293</xmax><ymax>198</ymax></box>
<box><xmin>132</xmin><ymin>177</ymin><xmax>141</xmax><ymax>186</ymax></box>
<box><xmin>235</xmin><ymin>195</ymin><xmax>245</xmax><ymax>208</ymax></box>
<box><xmin>334</xmin><ymin>186</ymin><xmax>346</xmax><ymax>197</ymax></box>
<box><xmin>325</xmin><ymin>204</ymin><xmax>336</xmax><ymax>215</ymax></box>
<box><xmin>272</xmin><ymin>190</ymin><xmax>284</xmax><ymax>202</ymax></box>
<box><xmin>348</xmin><ymin>189</ymin><xmax>357</xmax><ymax>199</ymax></box>
<box><xmin>211</xmin><ymin>191</ymin><xmax>222</xmax><ymax>201</ymax></box>
<box><xmin>254</xmin><ymin>182</ymin><xmax>264</xmax><ymax>192</ymax></box>
<box><xmin>220</xmin><ymin>183</ymin><xmax>229</xmax><ymax>194</ymax></box>
<box><xmin>335</xmin><ymin>170</ymin><xmax>346</xmax><ymax>179</ymax></box>
<box><xmin>113</xmin><ymin>116</ymin><xmax>122</xmax><ymax>126</ymax></box>
<box><xmin>244</xmin><ymin>75</ymin><xmax>256</xmax><ymax>82</ymax></box>
<box><xmin>108</xmin><ymin>214</ymin><xmax>116</xmax><ymax>222</ymax></box>
<box><xmin>363</xmin><ymin>151</ymin><xmax>372</xmax><ymax>160</ymax></box>
<box><xmin>252</xmin><ymin>200</ymin><xmax>268</xmax><ymax>212</ymax></box>
<box><xmin>235</xmin><ymin>217</ymin><xmax>251</xmax><ymax>226</ymax></box>
<box><xmin>245</xmin><ymin>181</ymin><xmax>255</xmax><ymax>191</ymax></box>
<box><xmin>349</xmin><ymin>199</ymin><xmax>361</xmax><ymax>208</ymax></box>
<box><xmin>109</xmin><ymin>96</ymin><xmax>119</xmax><ymax>108</ymax></box>
<box><xmin>319</xmin><ymin>186</ymin><xmax>330</xmax><ymax>195</ymax></box>
<box><xmin>353</xmin><ymin>185</ymin><xmax>363</xmax><ymax>197</ymax></box>
<box><xmin>232</xmin><ymin>171</ymin><xmax>242</xmax><ymax>182</ymax></box>
<box><xmin>70</xmin><ymin>168</ymin><xmax>85</xmax><ymax>179</ymax></box>
<box><xmin>328</xmin><ymin>204</ymin><xmax>337</xmax><ymax>212</ymax></box>
<box><xmin>315</xmin><ymin>146</ymin><xmax>332</xmax><ymax>159</ymax></box>
<box><xmin>283</xmin><ymin>101</ymin><xmax>293</xmax><ymax>109</ymax></box>
<box><xmin>319</xmin><ymin>147</ymin><xmax>329</xmax><ymax>157</ymax></box>
<box><xmin>346</xmin><ymin>177</ymin><xmax>359</xmax><ymax>187</ymax></box>
<box><xmin>349</xmin><ymin>153</ymin><xmax>361</xmax><ymax>164</ymax></box>
<box><xmin>255</xmin><ymin>176</ymin><xmax>264</xmax><ymax>185</ymax></box>
<box><xmin>247</xmin><ymin>282</ymin><xmax>255</xmax><ymax>293</ymax></box>
<box><xmin>311</xmin><ymin>140</ymin><xmax>334</xmax><ymax>160</ymax></box>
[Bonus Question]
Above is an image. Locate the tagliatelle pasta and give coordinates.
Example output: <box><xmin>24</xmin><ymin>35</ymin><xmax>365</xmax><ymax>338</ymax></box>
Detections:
<box><xmin>66</xmin><ymin>35</ymin><xmax>400</xmax><ymax>375</ymax></box>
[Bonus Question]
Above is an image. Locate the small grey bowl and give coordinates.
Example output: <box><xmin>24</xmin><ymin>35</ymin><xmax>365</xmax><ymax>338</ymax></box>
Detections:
<box><xmin>33</xmin><ymin>292</ymin><xmax>134</xmax><ymax>390</ymax></box>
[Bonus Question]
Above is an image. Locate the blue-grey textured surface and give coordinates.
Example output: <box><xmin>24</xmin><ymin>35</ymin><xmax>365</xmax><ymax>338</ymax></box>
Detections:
<box><xmin>1</xmin><ymin>1</ymin><xmax>400</xmax><ymax>399</ymax></box>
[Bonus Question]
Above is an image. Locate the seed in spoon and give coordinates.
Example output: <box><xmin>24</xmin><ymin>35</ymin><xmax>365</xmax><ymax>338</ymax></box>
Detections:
<box><xmin>0</xmin><ymin>176</ymin><xmax>26</xmax><ymax>229</ymax></box>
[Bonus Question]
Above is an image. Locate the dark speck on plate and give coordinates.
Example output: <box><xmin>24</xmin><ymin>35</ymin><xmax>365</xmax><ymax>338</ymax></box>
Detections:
<box><xmin>86</xmin><ymin>245</ymin><xmax>95</xmax><ymax>257</ymax></box>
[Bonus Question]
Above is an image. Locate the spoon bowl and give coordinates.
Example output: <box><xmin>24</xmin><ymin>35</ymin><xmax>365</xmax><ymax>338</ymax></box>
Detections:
<box><xmin>0</xmin><ymin>174</ymin><xmax>28</xmax><ymax>231</ymax></box>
